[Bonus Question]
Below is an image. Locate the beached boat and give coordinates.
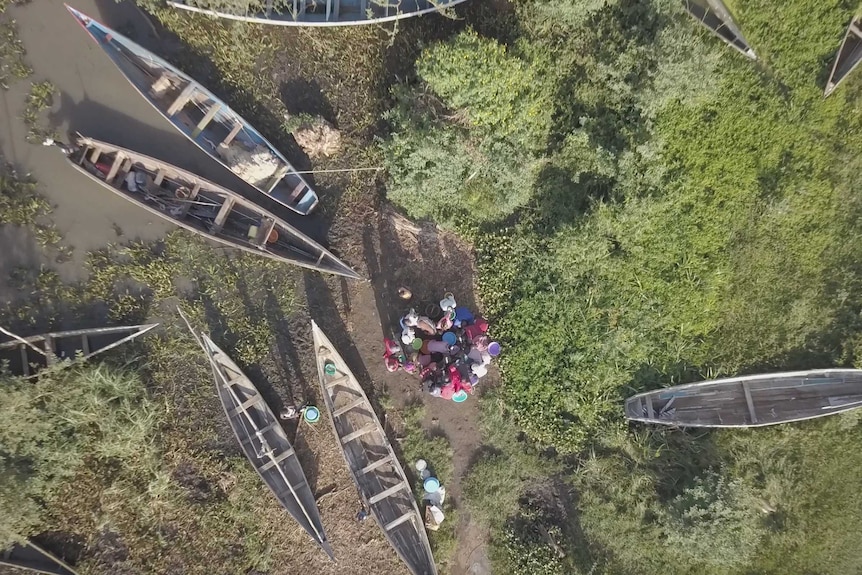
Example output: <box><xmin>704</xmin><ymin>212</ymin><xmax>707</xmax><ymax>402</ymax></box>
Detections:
<box><xmin>61</xmin><ymin>135</ymin><xmax>362</xmax><ymax>279</ymax></box>
<box><xmin>166</xmin><ymin>0</ymin><xmax>469</xmax><ymax>27</ymax></box>
<box><xmin>0</xmin><ymin>540</ymin><xmax>80</xmax><ymax>575</ymax></box>
<box><xmin>311</xmin><ymin>321</ymin><xmax>436</xmax><ymax>575</ymax></box>
<box><xmin>625</xmin><ymin>369</ymin><xmax>862</xmax><ymax>428</ymax></box>
<box><xmin>825</xmin><ymin>17</ymin><xmax>862</xmax><ymax>97</ymax></box>
<box><xmin>181</xmin><ymin>310</ymin><xmax>334</xmax><ymax>559</ymax></box>
<box><xmin>0</xmin><ymin>323</ymin><xmax>158</xmax><ymax>378</ymax></box>
<box><xmin>66</xmin><ymin>5</ymin><xmax>319</xmax><ymax>216</ymax></box>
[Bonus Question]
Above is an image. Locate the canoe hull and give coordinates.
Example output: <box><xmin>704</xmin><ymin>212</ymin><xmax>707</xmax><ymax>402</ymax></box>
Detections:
<box><xmin>167</xmin><ymin>0</ymin><xmax>470</xmax><ymax>27</ymax></box>
<box><xmin>625</xmin><ymin>369</ymin><xmax>862</xmax><ymax>428</ymax></box>
<box><xmin>311</xmin><ymin>321</ymin><xmax>437</xmax><ymax>575</ymax></box>
<box><xmin>64</xmin><ymin>135</ymin><xmax>362</xmax><ymax>279</ymax></box>
<box><xmin>0</xmin><ymin>324</ymin><xmax>158</xmax><ymax>378</ymax></box>
<box><xmin>65</xmin><ymin>4</ymin><xmax>319</xmax><ymax>215</ymax></box>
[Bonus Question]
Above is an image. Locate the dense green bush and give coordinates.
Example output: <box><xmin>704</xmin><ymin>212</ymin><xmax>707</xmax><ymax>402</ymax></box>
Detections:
<box><xmin>0</xmin><ymin>365</ymin><xmax>159</xmax><ymax>546</ymax></box>
<box><xmin>381</xmin><ymin>30</ymin><xmax>553</xmax><ymax>225</ymax></box>
<box><xmin>382</xmin><ymin>0</ymin><xmax>862</xmax><ymax>571</ymax></box>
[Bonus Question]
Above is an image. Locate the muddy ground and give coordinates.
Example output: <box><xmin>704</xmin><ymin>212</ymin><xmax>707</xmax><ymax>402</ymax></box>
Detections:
<box><xmin>0</xmin><ymin>1</ymin><xmax>493</xmax><ymax>573</ymax></box>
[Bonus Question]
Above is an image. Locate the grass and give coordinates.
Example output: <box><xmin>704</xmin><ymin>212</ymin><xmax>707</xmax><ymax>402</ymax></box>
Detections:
<box><xmin>21</xmin><ymin>79</ymin><xmax>55</xmax><ymax>143</ymax></box>
<box><xmin>0</xmin><ymin>364</ymin><xmax>161</xmax><ymax>549</ymax></box>
<box><xmin>395</xmin><ymin>402</ymin><xmax>458</xmax><ymax>572</ymax></box>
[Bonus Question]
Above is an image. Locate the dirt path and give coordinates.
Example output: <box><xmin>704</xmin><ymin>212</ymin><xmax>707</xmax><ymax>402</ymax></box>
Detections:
<box><xmin>314</xmin><ymin>205</ymin><xmax>494</xmax><ymax>575</ymax></box>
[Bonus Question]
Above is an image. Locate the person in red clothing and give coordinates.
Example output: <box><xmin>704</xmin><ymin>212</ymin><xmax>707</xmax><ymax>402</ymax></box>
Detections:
<box><xmin>463</xmin><ymin>318</ymin><xmax>489</xmax><ymax>341</ymax></box>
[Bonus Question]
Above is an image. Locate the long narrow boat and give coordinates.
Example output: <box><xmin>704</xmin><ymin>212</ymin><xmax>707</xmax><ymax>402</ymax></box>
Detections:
<box><xmin>66</xmin><ymin>5</ymin><xmax>319</xmax><ymax>216</ymax></box>
<box><xmin>166</xmin><ymin>0</ymin><xmax>469</xmax><ymax>27</ymax></box>
<box><xmin>180</xmin><ymin>310</ymin><xmax>334</xmax><ymax>560</ymax></box>
<box><xmin>625</xmin><ymin>369</ymin><xmax>862</xmax><ymax>428</ymax></box>
<box><xmin>0</xmin><ymin>324</ymin><xmax>158</xmax><ymax>378</ymax></box>
<box><xmin>0</xmin><ymin>540</ymin><xmax>80</xmax><ymax>575</ymax></box>
<box><xmin>683</xmin><ymin>0</ymin><xmax>756</xmax><ymax>60</ymax></box>
<box><xmin>825</xmin><ymin>17</ymin><xmax>862</xmax><ymax>97</ymax></box>
<box><xmin>311</xmin><ymin>321</ymin><xmax>436</xmax><ymax>575</ymax></box>
<box><xmin>61</xmin><ymin>135</ymin><xmax>362</xmax><ymax>279</ymax></box>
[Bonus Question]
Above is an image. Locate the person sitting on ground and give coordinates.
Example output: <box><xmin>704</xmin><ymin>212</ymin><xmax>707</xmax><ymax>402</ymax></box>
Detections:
<box><xmin>453</xmin><ymin>306</ymin><xmax>474</xmax><ymax>327</ymax></box>
<box><xmin>464</xmin><ymin>318</ymin><xmax>489</xmax><ymax>341</ymax></box>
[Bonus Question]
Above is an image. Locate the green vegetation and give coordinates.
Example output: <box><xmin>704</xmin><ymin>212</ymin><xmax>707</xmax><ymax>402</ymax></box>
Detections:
<box><xmin>4</xmin><ymin>0</ymin><xmax>862</xmax><ymax>571</ymax></box>
<box><xmin>0</xmin><ymin>162</ymin><xmax>72</xmax><ymax>260</ymax></box>
<box><xmin>22</xmin><ymin>79</ymin><xmax>55</xmax><ymax>143</ymax></box>
<box><xmin>0</xmin><ymin>0</ymin><xmax>31</xmax><ymax>90</ymax></box>
<box><xmin>382</xmin><ymin>0</ymin><xmax>862</xmax><ymax>572</ymax></box>
<box><xmin>0</xmin><ymin>364</ymin><xmax>160</xmax><ymax>548</ymax></box>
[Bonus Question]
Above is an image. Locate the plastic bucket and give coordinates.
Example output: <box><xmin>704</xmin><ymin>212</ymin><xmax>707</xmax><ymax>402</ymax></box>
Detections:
<box><xmin>324</xmin><ymin>361</ymin><xmax>337</xmax><ymax>376</ymax></box>
<box><xmin>303</xmin><ymin>406</ymin><xmax>320</xmax><ymax>423</ymax></box>
<box><xmin>442</xmin><ymin>331</ymin><xmax>457</xmax><ymax>346</ymax></box>
<box><xmin>452</xmin><ymin>390</ymin><xmax>469</xmax><ymax>403</ymax></box>
<box><xmin>488</xmin><ymin>342</ymin><xmax>501</xmax><ymax>357</ymax></box>
<box><xmin>424</xmin><ymin>477</ymin><xmax>440</xmax><ymax>493</ymax></box>
<box><xmin>415</xmin><ymin>459</ymin><xmax>427</xmax><ymax>472</ymax></box>
<box><xmin>412</xmin><ymin>338</ymin><xmax>423</xmax><ymax>351</ymax></box>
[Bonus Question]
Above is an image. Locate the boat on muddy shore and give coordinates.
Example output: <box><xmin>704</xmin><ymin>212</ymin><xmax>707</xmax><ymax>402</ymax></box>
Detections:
<box><xmin>312</xmin><ymin>320</ymin><xmax>437</xmax><ymax>575</ymax></box>
<box><xmin>181</xmin><ymin>310</ymin><xmax>334</xmax><ymax>560</ymax></box>
<box><xmin>66</xmin><ymin>4</ymin><xmax>320</xmax><ymax>216</ymax></box>
<box><xmin>58</xmin><ymin>135</ymin><xmax>362</xmax><ymax>279</ymax></box>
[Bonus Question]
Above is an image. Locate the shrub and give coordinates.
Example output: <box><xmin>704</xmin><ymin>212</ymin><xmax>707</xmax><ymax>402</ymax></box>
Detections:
<box><xmin>662</xmin><ymin>469</ymin><xmax>764</xmax><ymax>569</ymax></box>
<box><xmin>0</xmin><ymin>364</ymin><xmax>160</xmax><ymax>545</ymax></box>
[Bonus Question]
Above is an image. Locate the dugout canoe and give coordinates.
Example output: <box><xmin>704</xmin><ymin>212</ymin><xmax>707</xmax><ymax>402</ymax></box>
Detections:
<box><xmin>0</xmin><ymin>540</ymin><xmax>80</xmax><ymax>575</ymax></box>
<box><xmin>625</xmin><ymin>369</ymin><xmax>862</xmax><ymax>428</ymax></box>
<box><xmin>166</xmin><ymin>0</ymin><xmax>469</xmax><ymax>27</ymax></box>
<box><xmin>311</xmin><ymin>321</ymin><xmax>436</xmax><ymax>575</ymax></box>
<box><xmin>180</xmin><ymin>310</ymin><xmax>334</xmax><ymax>560</ymax></box>
<box><xmin>0</xmin><ymin>324</ymin><xmax>158</xmax><ymax>378</ymax></box>
<box><xmin>66</xmin><ymin>5</ymin><xmax>319</xmax><ymax>216</ymax></box>
<box><xmin>60</xmin><ymin>135</ymin><xmax>362</xmax><ymax>279</ymax></box>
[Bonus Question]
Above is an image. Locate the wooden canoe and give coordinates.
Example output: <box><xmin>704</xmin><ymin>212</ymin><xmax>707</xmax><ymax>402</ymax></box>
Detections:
<box><xmin>180</xmin><ymin>311</ymin><xmax>334</xmax><ymax>559</ymax></box>
<box><xmin>66</xmin><ymin>5</ymin><xmax>319</xmax><ymax>216</ymax></box>
<box><xmin>63</xmin><ymin>135</ymin><xmax>362</xmax><ymax>280</ymax></box>
<box><xmin>683</xmin><ymin>0</ymin><xmax>756</xmax><ymax>60</ymax></box>
<box><xmin>0</xmin><ymin>324</ymin><xmax>158</xmax><ymax>378</ymax></box>
<box><xmin>166</xmin><ymin>0</ymin><xmax>470</xmax><ymax>27</ymax></box>
<box><xmin>825</xmin><ymin>17</ymin><xmax>862</xmax><ymax>97</ymax></box>
<box><xmin>625</xmin><ymin>369</ymin><xmax>862</xmax><ymax>428</ymax></box>
<box><xmin>0</xmin><ymin>540</ymin><xmax>80</xmax><ymax>575</ymax></box>
<box><xmin>311</xmin><ymin>321</ymin><xmax>436</xmax><ymax>575</ymax></box>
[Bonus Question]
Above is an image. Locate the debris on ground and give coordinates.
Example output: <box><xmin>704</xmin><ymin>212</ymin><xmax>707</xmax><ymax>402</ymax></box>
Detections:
<box><xmin>286</xmin><ymin>113</ymin><xmax>342</xmax><ymax>159</ymax></box>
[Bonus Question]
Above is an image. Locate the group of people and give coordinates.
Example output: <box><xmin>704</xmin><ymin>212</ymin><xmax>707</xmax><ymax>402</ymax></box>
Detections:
<box><xmin>382</xmin><ymin>292</ymin><xmax>500</xmax><ymax>402</ymax></box>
